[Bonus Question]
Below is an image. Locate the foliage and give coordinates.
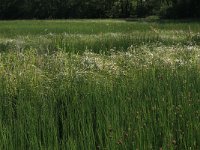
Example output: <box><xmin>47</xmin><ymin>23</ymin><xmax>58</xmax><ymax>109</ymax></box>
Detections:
<box><xmin>0</xmin><ymin>0</ymin><xmax>199</xmax><ymax>19</ymax></box>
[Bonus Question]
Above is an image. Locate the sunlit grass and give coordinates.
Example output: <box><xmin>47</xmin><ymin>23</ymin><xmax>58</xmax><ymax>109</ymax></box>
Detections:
<box><xmin>0</xmin><ymin>20</ymin><xmax>200</xmax><ymax>149</ymax></box>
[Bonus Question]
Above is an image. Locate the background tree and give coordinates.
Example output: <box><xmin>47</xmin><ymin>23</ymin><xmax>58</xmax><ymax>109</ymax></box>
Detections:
<box><xmin>0</xmin><ymin>0</ymin><xmax>199</xmax><ymax>19</ymax></box>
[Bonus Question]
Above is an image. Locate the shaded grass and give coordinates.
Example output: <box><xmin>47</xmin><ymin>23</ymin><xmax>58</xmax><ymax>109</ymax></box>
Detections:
<box><xmin>0</xmin><ymin>19</ymin><xmax>200</xmax><ymax>37</ymax></box>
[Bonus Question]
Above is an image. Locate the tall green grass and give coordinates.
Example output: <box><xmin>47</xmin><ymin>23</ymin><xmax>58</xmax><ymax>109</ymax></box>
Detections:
<box><xmin>0</xmin><ymin>20</ymin><xmax>199</xmax><ymax>149</ymax></box>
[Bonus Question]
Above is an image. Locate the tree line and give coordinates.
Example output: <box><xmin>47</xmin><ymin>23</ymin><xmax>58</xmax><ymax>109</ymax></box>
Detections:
<box><xmin>0</xmin><ymin>0</ymin><xmax>200</xmax><ymax>19</ymax></box>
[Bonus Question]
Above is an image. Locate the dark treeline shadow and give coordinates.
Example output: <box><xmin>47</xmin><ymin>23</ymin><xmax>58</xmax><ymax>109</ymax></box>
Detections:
<box><xmin>0</xmin><ymin>0</ymin><xmax>200</xmax><ymax>20</ymax></box>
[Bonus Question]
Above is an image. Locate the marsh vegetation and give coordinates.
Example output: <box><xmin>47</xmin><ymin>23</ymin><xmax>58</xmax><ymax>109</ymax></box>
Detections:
<box><xmin>0</xmin><ymin>20</ymin><xmax>199</xmax><ymax>149</ymax></box>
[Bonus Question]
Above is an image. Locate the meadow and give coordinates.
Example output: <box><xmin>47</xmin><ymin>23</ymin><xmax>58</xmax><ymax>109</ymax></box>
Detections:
<box><xmin>0</xmin><ymin>20</ymin><xmax>199</xmax><ymax>149</ymax></box>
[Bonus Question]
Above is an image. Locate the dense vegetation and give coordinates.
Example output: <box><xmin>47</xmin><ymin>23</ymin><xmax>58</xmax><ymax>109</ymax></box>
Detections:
<box><xmin>0</xmin><ymin>0</ymin><xmax>200</xmax><ymax>19</ymax></box>
<box><xmin>0</xmin><ymin>20</ymin><xmax>200</xmax><ymax>149</ymax></box>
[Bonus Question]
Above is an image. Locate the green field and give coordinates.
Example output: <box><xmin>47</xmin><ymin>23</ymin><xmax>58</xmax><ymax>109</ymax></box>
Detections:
<box><xmin>0</xmin><ymin>20</ymin><xmax>200</xmax><ymax>149</ymax></box>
